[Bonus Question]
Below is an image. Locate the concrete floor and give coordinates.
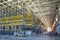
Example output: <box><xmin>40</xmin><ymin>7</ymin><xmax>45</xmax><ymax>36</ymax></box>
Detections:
<box><xmin>0</xmin><ymin>35</ymin><xmax>60</xmax><ymax>40</ymax></box>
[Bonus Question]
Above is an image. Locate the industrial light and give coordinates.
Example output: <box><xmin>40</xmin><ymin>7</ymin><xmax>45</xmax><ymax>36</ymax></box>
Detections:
<box><xmin>8</xmin><ymin>0</ymin><xmax>12</xmax><ymax>1</ymax></box>
<box><xmin>47</xmin><ymin>27</ymin><xmax>52</xmax><ymax>32</ymax></box>
<box><xmin>56</xmin><ymin>17</ymin><xmax>58</xmax><ymax>22</ymax></box>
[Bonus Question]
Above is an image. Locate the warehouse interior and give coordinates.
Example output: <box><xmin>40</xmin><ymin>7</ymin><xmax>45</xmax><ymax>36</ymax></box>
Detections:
<box><xmin>0</xmin><ymin>0</ymin><xmax>60</xmax><ymax>39</ymax></box>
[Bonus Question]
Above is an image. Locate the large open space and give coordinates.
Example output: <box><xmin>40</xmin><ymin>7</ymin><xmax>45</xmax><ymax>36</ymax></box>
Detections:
<box><xmin>0</xmin><ymin>0</ymin><xmax>60</xmax><ymax>40</ymax></box>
